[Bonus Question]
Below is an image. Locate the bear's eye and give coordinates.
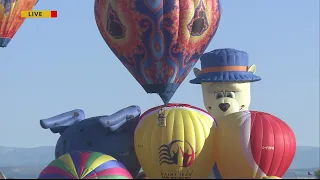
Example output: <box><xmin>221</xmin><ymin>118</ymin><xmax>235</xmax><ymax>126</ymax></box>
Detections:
<box><xmin>215</xmin><ymin>92</ymin><xmax>223</xmax><ymax>99</ymax></box>
<box><xmin>226</xmin><ymin>92</ymin><xmax>235</xmax><ymax>98</ymax></box>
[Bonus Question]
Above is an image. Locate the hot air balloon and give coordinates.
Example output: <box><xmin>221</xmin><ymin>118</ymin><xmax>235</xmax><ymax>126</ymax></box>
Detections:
<box><xmin>0</xmin><ymin>0</ymin><xmax>38</xmax><ymax>47</ymax></box>
<box><xmin>94</xmin><ymin>0</ymin><xmax>221</xmax><ymax>104</ymax></box>
<box><xmin>214</xmin><ymin>111</ymin><xmax>296</xmax><ymax>179</ymax></box>
<box><xmin>38</xmin><ymin>151</ymin><xmax>133</xmax><ymax>179</ymax></box>
<box><xmin>134</xmin><ymin>103</ymin><xmax>217</xmax><ymax>179</ymax></box>
<box><xmin>135</xmin><ymin>168</ymin><xmax>147</xmax><ymax>179</ymax></box>
<box><xmin>137</xmin><ymin>167</ymin><xmax>217</xmax><ymax>179</ymax></box>
<box><xmin>262</xmin><ymin>176</ymin><xmax>282</xmax><ymax>179</ymax></box>
<box><xmin>39</xmin><ymin>106</ymin><xmax>141</xmax><ymax>177</ymax></box>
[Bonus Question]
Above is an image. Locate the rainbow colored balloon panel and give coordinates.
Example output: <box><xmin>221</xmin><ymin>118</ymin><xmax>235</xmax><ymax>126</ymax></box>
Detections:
<box><xmin>38</xmin><ymin>151</ymin><xmax>133</xmax><ymax>179</ymax></box>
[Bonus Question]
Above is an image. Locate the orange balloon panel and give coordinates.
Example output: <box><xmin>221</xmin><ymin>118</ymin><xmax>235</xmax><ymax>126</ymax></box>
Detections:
<box><xmin>214</xmin><ymin>111</ymin><xmax>296</xmax><ymax>179</ymax></box>
<box><xmin>0</xmin><ymin>0</ymin><xmax>38</xmax><ymax>47</ymax></box>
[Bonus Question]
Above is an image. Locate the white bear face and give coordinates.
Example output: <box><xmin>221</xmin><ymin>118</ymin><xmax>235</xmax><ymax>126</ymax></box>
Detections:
<box><xmin>193</xmin><ymin>64</ymin><xmax>256</xmax><ymax>119</ymax></box>
<box><xmin>200</xmin><ymin>82</ymin><xmax>251</xmax><ymax>119</ymax></box>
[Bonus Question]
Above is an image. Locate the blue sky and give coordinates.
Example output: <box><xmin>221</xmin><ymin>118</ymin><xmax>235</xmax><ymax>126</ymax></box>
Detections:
<box><xmin>0</xmin><ymin>0</ymin><xmax>318</xmax><ymax>147</ymax></box>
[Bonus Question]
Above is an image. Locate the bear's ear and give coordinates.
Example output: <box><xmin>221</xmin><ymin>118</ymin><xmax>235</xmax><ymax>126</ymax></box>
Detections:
<box><xmin>193</xmin><ymin>67</ymin><xmax>201</xmax><ymax>77</ymax></box>
<box><xmin>248</xmin><ymin>64</ymin><xmax>257</xmax><ymax>74</ymax></box>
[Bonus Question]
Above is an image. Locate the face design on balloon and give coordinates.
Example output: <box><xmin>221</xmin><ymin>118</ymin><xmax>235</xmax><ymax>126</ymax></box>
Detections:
<box><xmin>204</xmin><ymin>82</ymin><xmax>251</xmax><ymax>118</ymax></box>
<box><xmin>194</xmin><ymin>65</ymin><xmax>257</xmax><ymax>119</ymax></box>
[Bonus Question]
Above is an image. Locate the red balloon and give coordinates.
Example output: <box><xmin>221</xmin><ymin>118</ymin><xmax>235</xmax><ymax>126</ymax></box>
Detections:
<box><xmin>249</xmin><ymin>111</ymin><xmax>296</xmax><ymax>177</ymax></box>
<box><xmin>215</xmin><ymin>111</ymin><xmax>296</xmax><ymax>178</ymax></box>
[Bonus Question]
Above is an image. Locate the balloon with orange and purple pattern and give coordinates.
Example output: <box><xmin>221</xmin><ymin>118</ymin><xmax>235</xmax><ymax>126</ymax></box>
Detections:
<box><xmin>94</xmin><ymin>0</ymin><xmax>221</xmax><ymax>104</ymax></box>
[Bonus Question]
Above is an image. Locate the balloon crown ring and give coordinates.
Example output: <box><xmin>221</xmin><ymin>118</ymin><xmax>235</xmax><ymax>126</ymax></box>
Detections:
<box><xmin>157</xmin><ymin>104</ymin><xmax>192</xmax><ymax>127</ymax></box>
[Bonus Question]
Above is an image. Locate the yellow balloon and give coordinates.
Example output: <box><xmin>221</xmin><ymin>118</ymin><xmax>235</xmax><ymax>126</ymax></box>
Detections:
<box><xmin>134</xmin><ymin>104</ymin><xmax>217</xmax><ymax>179</ymax></box>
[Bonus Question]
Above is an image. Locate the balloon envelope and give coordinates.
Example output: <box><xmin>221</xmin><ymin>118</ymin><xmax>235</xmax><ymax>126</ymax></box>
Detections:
<box><xmin>94</xmin><ymin>0</ymin><xmax>221</xmax><ymax>104</ymax></box>
<box><xmin>214</xmin><ymin>111</ymin><xmax>296</xmax><ymax>178</ymax></box>
<box><xmin>134</xmin><ymin>103</ymin><xmax>217</xmax><ymax>178</ymax></box>
<box><xmin>40</xmin><ymin>106</ymin><xmax>141</xmax><ymax>177</ymax></box>
<box><xmin>262</xmin><ymin>176</ymin><xmax>282</xmax><ymax>179</ymax></box>
<box><xmin>38</xmin><ymin>151</ymin><xmax>133</xmax><ymax>179</ymax></box>
<box><xmin>53</xmin><ymin>117</ymin><xmax>140</xmax><ymax>177</ymax></box>
<box><xmin>0</xmin><ymin>0</ymin><xmax>38</xmax><ymax>47</ymax></box>
<box><xmin>135</xmin><ymin>168</ymin><xmax>147</xmax><ymax>179</ymax></box>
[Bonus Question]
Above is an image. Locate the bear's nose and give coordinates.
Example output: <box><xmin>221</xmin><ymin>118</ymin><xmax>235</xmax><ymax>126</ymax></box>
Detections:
<box><xmin>219</xmin><ymin>103</ymin><xmax>230</xmax><ymax>112</ymax></box>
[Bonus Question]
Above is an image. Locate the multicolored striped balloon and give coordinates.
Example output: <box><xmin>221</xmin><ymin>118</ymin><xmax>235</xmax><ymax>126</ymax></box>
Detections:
<box><xmin>38</xmin><ymin>151</ymin><xmax>133</xmax><ymax>179</ymax></box>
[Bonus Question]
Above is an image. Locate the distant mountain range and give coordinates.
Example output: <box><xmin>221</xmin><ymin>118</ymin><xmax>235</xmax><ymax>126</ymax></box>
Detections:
<box><xmin>0</xmin><ymin>146</ymin><xmax>318</xmax><ymax>178</ymax></box>
<box><xmin>0</xmin><ymin>146</ymin><xmax>54</xmax><ymax>167</ymax></box>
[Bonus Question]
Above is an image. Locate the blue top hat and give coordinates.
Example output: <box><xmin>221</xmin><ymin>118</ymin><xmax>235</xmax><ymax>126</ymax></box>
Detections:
<box><xmin>190</xmin><ymin>48</ymin><xmax>261</xmax><ymax>84</ymax></box>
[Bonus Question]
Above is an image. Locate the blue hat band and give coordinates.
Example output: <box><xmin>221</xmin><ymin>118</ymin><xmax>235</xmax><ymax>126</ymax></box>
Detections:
<box><xmin>201</xmin><ymin>65</ymin><xmax>248</xmax><ymax>73</ymax></box>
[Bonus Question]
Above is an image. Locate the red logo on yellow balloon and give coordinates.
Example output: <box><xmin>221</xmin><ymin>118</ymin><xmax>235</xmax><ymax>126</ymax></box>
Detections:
<box><xmin>158</xmin><ymin>140</ymin><xmax>196</xmax><ymax>167</ymax></box>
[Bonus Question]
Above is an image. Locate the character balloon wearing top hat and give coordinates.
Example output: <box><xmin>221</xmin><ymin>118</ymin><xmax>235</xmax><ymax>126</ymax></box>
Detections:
<box><xmin>190</xmin><ymin>48</ymin><xmax>261</xmax><ymax>119</ymax></box>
